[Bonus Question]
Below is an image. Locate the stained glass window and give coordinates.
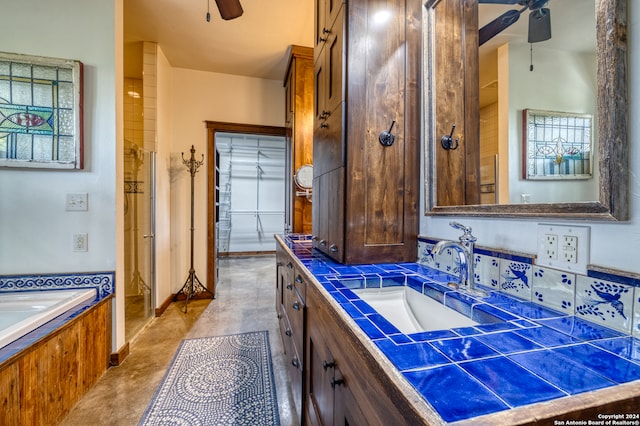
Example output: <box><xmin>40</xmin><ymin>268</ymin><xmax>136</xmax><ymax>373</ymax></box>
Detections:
<box><xmin>0</xmin><ymin>52</ymin><xmax>83</xmax><ymax>169</ymax></box>
<box><xmin>523</xmin><ymin>109</ymin><xmax>593</xmax><ymax>180</ymax></box>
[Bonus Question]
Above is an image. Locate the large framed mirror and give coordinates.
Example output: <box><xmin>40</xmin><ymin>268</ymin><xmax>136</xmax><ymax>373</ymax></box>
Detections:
<box><xmin>424</xmin><ymin>0</ymin><xmax>628</xmax><ymax>220</ymax></box>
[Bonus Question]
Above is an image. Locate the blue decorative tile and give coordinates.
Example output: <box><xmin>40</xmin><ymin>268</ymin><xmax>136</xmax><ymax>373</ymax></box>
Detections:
<box><xmin>552</xmin><ymin>344</ymin><xmax>640</xmax><ymax>383</ymax></box>
<box><xmin>430</xmin><ymin>337</ymin><xmax>499</xmax><ymax>362</ymax></box>
<box><xmin>353</xmin><ymin>318</ymin><xmax>386</xmax><ymax>340</ymax></box>
<box><xmin>408</xmin><ymin>329</ymin><xmax>458</xmax><ymax>342</ymax></box>
<box><xmin>403</xmin><ymin>364</ymin><xmax>509</xmax><ymax>422</ymax></box>
<box><xmin>508</xmin><ymin>350</ymin><xmax>615</xmax><ymax>394</ymax></box>
<box><xmin>587</xmin><ymin>268</ymin><xmax>640</xmax><ymax>288</ymax></box>
<box><xmin>474</xmin><ymin>331</ymin><xmax>543</xmax><ymax>354</ymax></box>
<box><xmin>0</xmin><ymin>271</ymin><xmax>114</xmax><ymax>298</ymax></box>
<box><xmin>367</xmin><ymin>313</ymin><xmax>401</xmax><ymax>335</ymax></box>
<box><xmin>538</xmin><ymin>317</ymin><xmax>624</xmax><ymax>341</ymax></box>
<box><xmin>474</xmin><ymin>253</ymin><xmax>500</xmax><ymax>289</ymax></box>
<box><xmin>514</xmin><ymin>326</ymin><xmax>582</xmax><ymax>348</ymax></box>
<box><xmin>339</xmin><ymin>302</ymin><xmax>364</xmax><ymax>319</ymax></box>
<box><xmin>575</xmin><ymin>275</ymin><xmax>634</xmax><ymax>334</ymax></box>
<box><xmin>375</xmin><ymin>339</ymin><xmax>449</xmax><ymax>371</ymax></box>
<box><xmin>389</xmin><ymin>333</ymin><xmax>413</xmax><ymax>344</ymax></box>
<box><xmin>532</xmin><ymin>266</ymin><xmax>575</xmax><ymax>314</ymax></box>
<box><xmin>499</xmin><ymin>259</ymin><xmax>532</xmax><ymax>300</ymax></box>
<box><xmin>472</xmin><ymin>304</ymin><xmax>518</xmax><ymax>323</ymax></box>
<box><xmin>380</xmin><ymin>274</ymin><xmax>406</xmax><ymax>287</ymax></box>
<box><xmin>492</xmin><ymin>300</ymin><xmax>566</xmax><ymax>320</ymax></box>
<box><xmin>453</xmin><ymin>326</ymin><xmax>481</xmax><ymax>336</ymax></box>
<box><xmin>591</xmin><ymin>337</ymin><xmax>640</xmax><ymax>364</ymax></box>
<box><xmin>474</xmin><ymin>322</ymin><xmax>521</xmax><ymax>333</ymax></box>
<box><xmin>352</xmin><ymin>299</ymin><xmax>377</xmax><ymax>316</ymax></box>
<box><xmin>460</xmin><ymin>356</ymin><xmax>566</xmax><ymax>407</ymax></box>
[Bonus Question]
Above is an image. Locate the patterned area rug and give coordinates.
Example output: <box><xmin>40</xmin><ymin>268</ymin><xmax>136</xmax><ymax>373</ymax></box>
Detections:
<box><xmin>138</xmin><ymin>331</ymin><xmax>280</xmax><ymax>425</ymax></box>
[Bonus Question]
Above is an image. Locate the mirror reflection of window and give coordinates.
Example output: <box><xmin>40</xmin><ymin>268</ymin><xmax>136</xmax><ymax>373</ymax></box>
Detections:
<box><xmin>478</xmin><ymin>0</ymin><xmax>596</xmax><ymax>205</ymax></box>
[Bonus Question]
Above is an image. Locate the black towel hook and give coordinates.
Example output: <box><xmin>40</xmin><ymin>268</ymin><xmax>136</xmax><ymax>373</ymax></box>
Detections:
<box><xmin>441</xmin><ymin>124</ymin><xmax>459</xmax><ymax>150</ymax></box>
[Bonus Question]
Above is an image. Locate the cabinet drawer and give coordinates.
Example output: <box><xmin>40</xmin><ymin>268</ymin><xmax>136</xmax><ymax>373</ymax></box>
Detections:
<box><xmin>278</xmin><ymin>305</ymin><xmax>293</xmax><ymax>354</ymax></box>
<box><xmin>289</xmin><ymin>287</ymin><xmax>305</xmax><ymax>352</ymax></box>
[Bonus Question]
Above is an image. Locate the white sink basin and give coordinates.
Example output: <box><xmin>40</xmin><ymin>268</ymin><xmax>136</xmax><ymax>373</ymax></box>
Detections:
<box><xmin>353</xmin><ymin>286</ymin><xmax>478</xmax><ymax>334</ymax></box>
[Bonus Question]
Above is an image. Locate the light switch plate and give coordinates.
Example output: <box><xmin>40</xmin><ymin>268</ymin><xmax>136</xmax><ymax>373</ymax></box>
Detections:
<box><xmin>66</xmin><ymin>193</ymin><xmax>88</xmax><ymax>211</ymax></box>
<box><xmin>537</xmin><ymin>224</ymin><xmax>590</xmax><ymax>274</ymax></box>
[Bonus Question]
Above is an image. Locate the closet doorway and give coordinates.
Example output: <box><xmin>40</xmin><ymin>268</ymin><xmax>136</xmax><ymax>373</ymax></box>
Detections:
<box><xmin>206</xmin><ymin>122</ymin><xmax>286</xmax><ymax>295</ymax></box>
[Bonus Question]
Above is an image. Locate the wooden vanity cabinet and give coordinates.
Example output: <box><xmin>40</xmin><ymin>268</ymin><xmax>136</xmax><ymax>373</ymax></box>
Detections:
<box><xmin>304</xmin><ymin>275</ymin><xmax>422</xmax><ymax>425</ymax></box>
<box><xmin>275</xmin><ymin>245</ymin><xmax>306</xmax><ymax>423</ymax></box>
<box><xmin>284</xmin><ymin>45</ymin><xmax>314</xmax><ymax>234</ymax></box>
<box><xmin>312</xmin><ymin>0</ymin><xmax>421</xmax><ymax>264</ymax></box>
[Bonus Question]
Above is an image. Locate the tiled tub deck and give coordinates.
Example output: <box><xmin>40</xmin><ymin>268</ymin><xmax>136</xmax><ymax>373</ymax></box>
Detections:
<box><xmin>284</xmin><ymin>235</ymin><xmax>640</xmax><ymax>423</ymax></box>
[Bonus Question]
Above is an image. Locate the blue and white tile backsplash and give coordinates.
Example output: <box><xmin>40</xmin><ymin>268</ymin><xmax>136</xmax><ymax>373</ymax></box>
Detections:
<box><xmin>419</xmin><ymin>237</ymin><xmax>640</xmax><ymax>338</ymax></box>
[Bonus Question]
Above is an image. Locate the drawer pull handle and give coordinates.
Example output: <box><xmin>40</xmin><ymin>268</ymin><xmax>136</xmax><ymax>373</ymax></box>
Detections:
<box><xmin>319</xmin><ymin>239</ymin><xmax>327</xmax><ymax>246</ymax></box>
<box><xmin>286</xmin><ymin>283</ymin><xmax>293</xmax><ymax>290</ymax></box>
<box><xmin>295</xmin><ymin>275</ymin><xmax>303</xmax><ymax>284</ymax></box>
<box><xmin>320</xmin><ymin>123</ymin><xmax>329</xmax><ymax>128</ymax></box>
<box><xmin>331</xmin><ymin>378</ymin><xmax>344</xmax><ymax>388</ymax></box>
<box><xmin>286</xmin><ymin>262</ymin><xmax>293</xmax><ymax>269</ymax></box>
<box><xmin>292</xmin><ymin>301</ymin><xmax>301</xmax><ymax>311</ymax></box>
<box><xmin>322</xmin><ymin>360</ymin><xmax>336</xmax><ymax>371</ymax></box>
<box><xmin>285</xmin><ymin>329</ymin><xmax>292</xmax><ymax>337</ymax></box>
<box><xmin>329</xmin><ymin>244</ymin><xmax>338</xmax><ymax>252</ymax></box>
<box><xmin>292</xmin><ymin>357</ymin><xmax>300</xmax><ymax>368</ymax></box>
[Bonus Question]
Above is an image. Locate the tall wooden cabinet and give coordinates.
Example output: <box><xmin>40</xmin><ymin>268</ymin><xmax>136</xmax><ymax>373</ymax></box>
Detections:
<box><xmin>284</xmin><ymin>45</ymin><xmax>314</xmax><ymax>234</ymax></box>
<box><xmin>312</xmin><ymin>0</ymin><xmax>422</xmax><ymax>264</ymax></box>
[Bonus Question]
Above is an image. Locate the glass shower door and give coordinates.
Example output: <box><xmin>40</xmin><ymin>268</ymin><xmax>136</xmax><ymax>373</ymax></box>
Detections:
<box><xmin>124</xmin><ymin>146</ymin><xmax>156</xmax><ymax>340</ymax></box>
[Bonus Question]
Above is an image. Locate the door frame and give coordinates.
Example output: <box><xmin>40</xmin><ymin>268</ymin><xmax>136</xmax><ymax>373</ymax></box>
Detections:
<box><xmin>206</xmin><ymin>121</ymin><xmax>286</xmax><ymax>294</ymax></box>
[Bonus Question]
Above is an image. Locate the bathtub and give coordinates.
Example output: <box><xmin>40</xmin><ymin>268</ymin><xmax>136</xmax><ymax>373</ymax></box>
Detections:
<box><xmin>0</xmin><ymin>288</ymin><xmax>97</xmax><ymax>350</ymax></box>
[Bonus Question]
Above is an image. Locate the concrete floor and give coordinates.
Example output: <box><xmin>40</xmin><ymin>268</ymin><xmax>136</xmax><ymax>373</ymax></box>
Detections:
<box><xmin>60</xmin><ymin>255</ymin><xmax>298</xmax><ymax>426</ymax></box>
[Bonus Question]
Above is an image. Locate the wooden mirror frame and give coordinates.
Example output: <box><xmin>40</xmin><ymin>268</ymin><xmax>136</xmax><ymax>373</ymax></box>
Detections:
<box><xmin>424</xmin><ymin>0</ymin><xmax>628</xmax><ymax>220</ymax></box>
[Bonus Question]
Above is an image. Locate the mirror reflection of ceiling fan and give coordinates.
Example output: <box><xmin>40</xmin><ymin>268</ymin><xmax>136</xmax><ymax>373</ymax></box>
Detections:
<box><xmin>213</xmin><ymin>0</ymin><xmax>243</xmax><ymax>20</ymax></box>
<box><xmin>479</xmin><ymin>0</ymin><xmax>551</xmax><ymax>46</ymax></box>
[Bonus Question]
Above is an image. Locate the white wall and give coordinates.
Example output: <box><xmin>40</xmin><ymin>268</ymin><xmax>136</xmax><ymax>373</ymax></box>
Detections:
<box><xmin>503</xmin><ymin>44</ymin><xmax>597</xmax><ymax>204</ymax></box>
<box><xmin>169</xmin><ymin>69</ymin><xmax>284</xmax><ymax>292</ymax></box>
<box><xmin>420</xmin><ymin>3</ymin><xmax>640</xmax><ymax>275</ymax></box>
<box><xmin>0</xmin><ymin>0</ymin><xmax>117</xmax><ymax>275</ymax></box>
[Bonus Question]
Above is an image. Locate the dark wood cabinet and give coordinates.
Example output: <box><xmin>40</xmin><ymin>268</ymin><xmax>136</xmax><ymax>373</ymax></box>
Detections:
<box><xmin>426</xmin><ymin>0</ymin><xmax>480</xmax><ymax>206</ymax></box>
<box><xmin>284</xmin><ymin>45</ymin><xmax>314</xmax><ymax>234</ymax></box>
<box><xmin>275</xmin><ymin>236</ymin><xmax>430</xmax><ymax>425</ymax></box>
<box><xmin>275</xmin><ymin>244</ymin><xmax>305</xmax><ymax>423</ymax></box>
<box><xmin>312</xmin><ymin>0</ymin><xmax>422</xmax><ymax>264</ymax></box>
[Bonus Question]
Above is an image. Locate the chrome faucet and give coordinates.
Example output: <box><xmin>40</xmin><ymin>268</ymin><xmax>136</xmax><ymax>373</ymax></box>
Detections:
<box><xmin>432</xmin><ymin>222</ymin><xmax>486</xmax><ymax>297</ymax></box>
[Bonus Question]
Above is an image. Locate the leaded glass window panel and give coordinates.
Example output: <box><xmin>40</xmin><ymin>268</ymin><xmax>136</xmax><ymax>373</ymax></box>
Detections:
<box><xmin>0</xmin><ymin>52</ymin><xmax>83</xmax><ymax>169</ymax></box>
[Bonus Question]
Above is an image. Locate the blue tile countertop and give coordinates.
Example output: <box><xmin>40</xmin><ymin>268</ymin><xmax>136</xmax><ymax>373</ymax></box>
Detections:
<box><xmin>281</xmin><ymin>235</ymin><xmax>640</xmax><ymax>424</ymax></box>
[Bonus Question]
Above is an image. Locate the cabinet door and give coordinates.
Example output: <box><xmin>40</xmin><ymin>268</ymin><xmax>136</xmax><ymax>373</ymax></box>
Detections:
<box><xmin>312</xmin><ymin>168</ymin><xmax>344</xmax><ymax>262</ymax></box>
<box><xmin>333</xmin><ymin>366</ymin><xmax>368</xmax><ymax>426</ymax></box>
<box><xmin>306</xmin><ymin>319</ymin><xmax>335</xmax><ymax>426</ymax></box>
<box><xmin>313</xmin><ymin>103</ymin><xmax>343</xmax><ymax>177</ymax></box>
<box><xmin>324</xmin><ymin>7</ymin><xmax>344</xmax><ymax>116</ymax></box>
<box><xmin>428</xmin><ymin>0</ymin><xmax>480</xmax><ymax>206</ymax></box>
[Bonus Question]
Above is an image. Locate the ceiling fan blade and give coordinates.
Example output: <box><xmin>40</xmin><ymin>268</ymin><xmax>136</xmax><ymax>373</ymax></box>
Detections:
<box><xmin>479</xmin><ymin>9</ymin><xmax>524</xmax><ymax>46</ymax></box>
<box><xmin>215</xmin><ymin>0</ymin><xmax>243</xmax><ymax>20</ymax></box>
<box><xmin>528</xmin><ymin>8</ymin><xmax>551</xmax><ymax>43</ymax></box>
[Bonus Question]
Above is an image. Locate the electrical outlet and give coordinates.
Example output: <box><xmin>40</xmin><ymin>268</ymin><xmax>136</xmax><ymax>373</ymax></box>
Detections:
<box><xmin>544</xmin><ymin>234</ymin><xmax>558</xmax><ymax>259</ymax></box>
<box><xmin>562</xmin><ymin>235</ymin><xmax>578</xmax><ymax>263</ymax></box>
<box><xmin>73</xmin><ymin>233</ymin><xmax>88</xmax><ymax>252</ymax></box>
<box><xmin>537</xmin><ymin>224</ymin><xmax>589</xmax><ymax>274</ymax></box>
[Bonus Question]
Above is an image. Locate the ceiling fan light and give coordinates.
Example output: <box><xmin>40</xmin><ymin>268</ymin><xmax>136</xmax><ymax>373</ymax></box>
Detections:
<box><xmin>528</xmin><ymin>8</ymin><xmax>551</xmax><ymax>43</ymax></box>
<box><xmin>215</xmin><ymin>0</ymin><xmax>243</xmax><ymax>20</ymax></box>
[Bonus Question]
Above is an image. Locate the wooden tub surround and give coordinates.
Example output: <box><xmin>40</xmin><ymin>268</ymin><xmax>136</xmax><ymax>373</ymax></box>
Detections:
<box><xmin>275</xmin><ymin>235</ymin><xmax>640</xmax><ymax>425</ymax></box>
<box><xmin>0</xmin><ymin>295</ymin><xmax>112</xmax><ymax>426</ymax></box>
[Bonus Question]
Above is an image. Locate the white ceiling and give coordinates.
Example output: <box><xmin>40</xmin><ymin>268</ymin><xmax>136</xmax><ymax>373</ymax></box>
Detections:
<box><xmin>124</xmin><ymin>0</ymin><xmax>315</xmax><ymax>80</ymax></box>
<box><xmin>123</xmin><ymin>0</ymin><xmax>595</xmax><ymax>84</ymax></box>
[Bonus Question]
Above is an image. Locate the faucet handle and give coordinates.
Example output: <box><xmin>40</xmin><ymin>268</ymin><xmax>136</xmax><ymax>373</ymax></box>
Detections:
<box><xmin>450</xmin><ymin>221</ymin><xmax>476</xmax><ymax>243</ymax></box>
<box><xmin>450</xmin><ymin>221</ymin><xmax>471</xmax><ymax>233</ymax></box>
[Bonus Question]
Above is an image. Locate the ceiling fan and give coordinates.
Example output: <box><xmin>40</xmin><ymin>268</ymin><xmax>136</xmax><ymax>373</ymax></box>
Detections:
<box><xmin>212</xmin><ymin>0</ymin><xmax>243</xmax><ymax>20</ymax></box>
<box><xmin>479</xmin><ymin>0</ymin><xmax>551</xmax><ymax>46</ymax></box>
